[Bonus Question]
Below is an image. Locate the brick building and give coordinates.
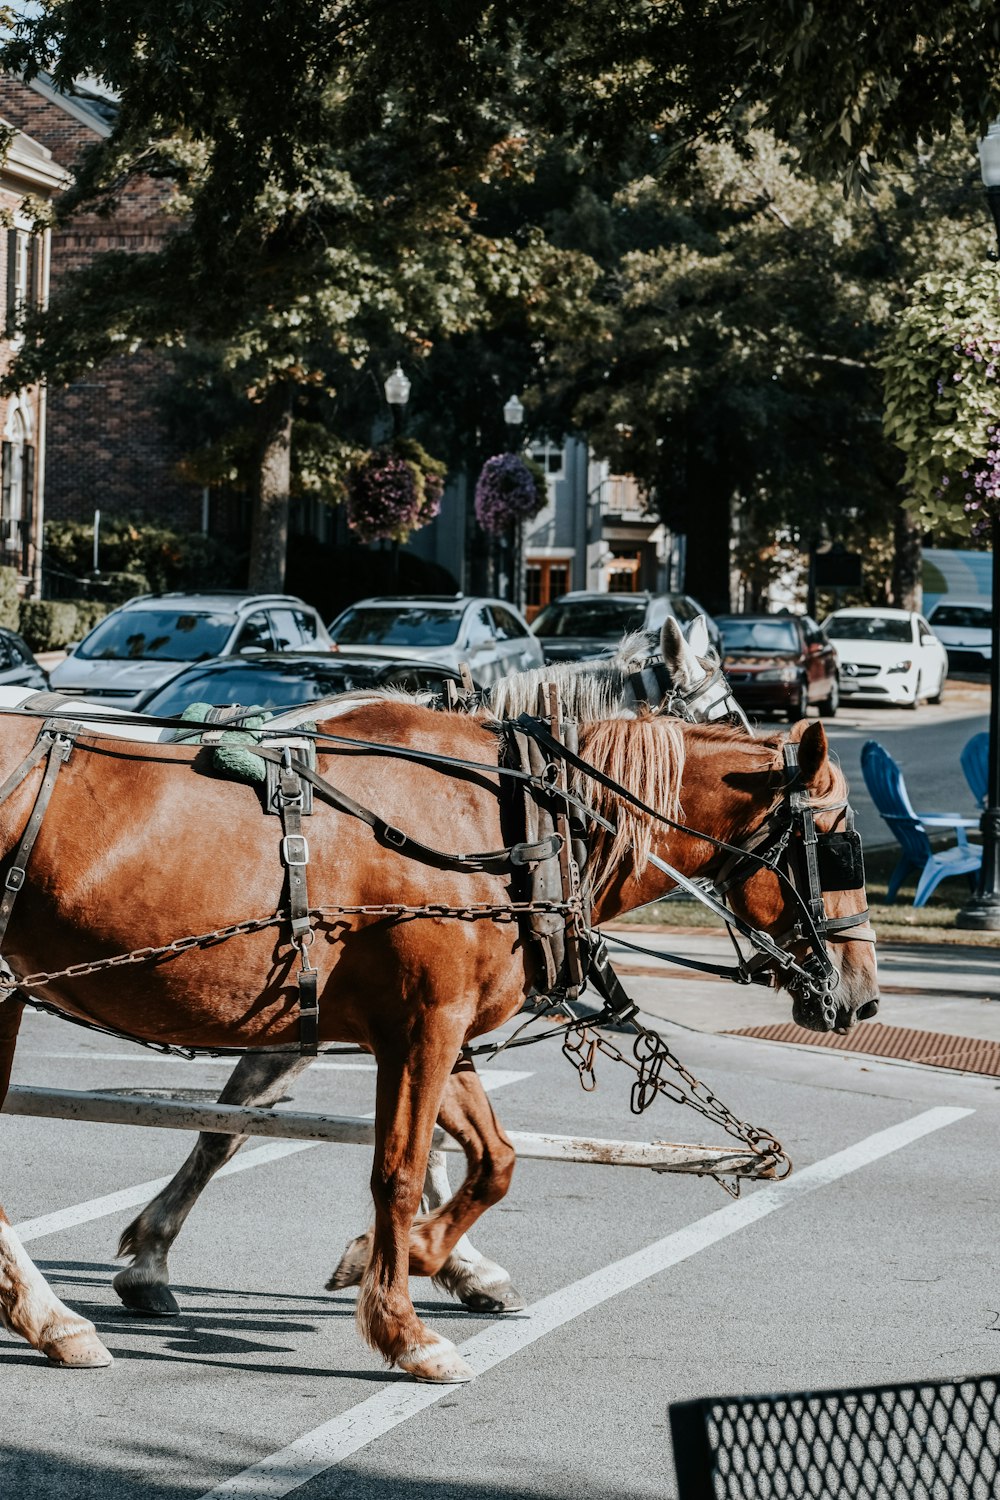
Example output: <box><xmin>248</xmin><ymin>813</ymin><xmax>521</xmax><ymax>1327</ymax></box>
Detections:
<box><xmin>0</xmin><ymin>74</ymin><xmax>203</xmax><ymax>566</ymax></box>
<box><xmin>0</xmin><ymin>118</ymin><xmax>68</xmax><ymax>592</ymax></box>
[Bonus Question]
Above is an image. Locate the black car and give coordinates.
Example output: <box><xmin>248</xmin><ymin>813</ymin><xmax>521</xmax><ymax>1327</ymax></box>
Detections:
<box><xmin>137</xmin><ymin>651</ymin><xmax>463</xmax><ymax>717</ymax></box>
<box><xmin>716</xmin><ymin>614</ymin><xmax>839</xmax><ymax>721</ymax></box>
<box><xmin>0</xmin><ymin>626</ymin><xmax>48</xmax><ymax>691</ymax></box>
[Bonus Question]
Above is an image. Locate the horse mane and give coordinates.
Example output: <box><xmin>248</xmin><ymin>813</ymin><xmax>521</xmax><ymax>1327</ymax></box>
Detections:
<box><xmin>486</xmin><ymin>634</ymin><xmax>654</xmax><ymax>723</ymax></box>
<box><xmin>574</xmin><ymin>712</ymin><xmax>687</xmax><ymax>892</ymax></box>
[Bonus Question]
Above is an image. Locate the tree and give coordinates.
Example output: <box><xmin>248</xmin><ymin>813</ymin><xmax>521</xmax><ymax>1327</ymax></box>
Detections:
<box><xmin>0</xmin><ymin>1</ymin><xmax>600</xmax><ymax>589</ymax></box>
<box><xmin>543</xmin><ymin>130</ymin><xmax>987</xmax><ymax>609</ymax></box>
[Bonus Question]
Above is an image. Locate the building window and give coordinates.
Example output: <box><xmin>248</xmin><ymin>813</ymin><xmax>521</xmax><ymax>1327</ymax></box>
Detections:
<box><xmin>5</xmin><ymin>227</ymin><xmax>40</xmax><ymax>335</ymax></box>
<box><xmin>606</xmin><ymin>551</ymin><xmax>641</xmax><ymax>593</ymax></box>
<box><xmin>1</xmin><ymin>405</ymin><xmax>35</xmax><ymax>576</ymax></box>
<box><xmin>524</xmin><ymin>559</ymin><xmax>570</xmax><ymax>621</ymax></box>
<box><xmin>529</xmin><ymin>442</ymin><xmax>565</xmax><ymax>482</ymax></box>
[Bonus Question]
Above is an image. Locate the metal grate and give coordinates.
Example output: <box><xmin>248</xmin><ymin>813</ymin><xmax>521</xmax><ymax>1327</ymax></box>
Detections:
<box><xmin>670</xmin><ymin>1375</ymin><xmax>1000</xmax><ymax>1499</ymax></box>
<box><xmin>727</xmin><ymin>1021</ymin><xmax>1000</xmax><ymax>1078</ymax></box>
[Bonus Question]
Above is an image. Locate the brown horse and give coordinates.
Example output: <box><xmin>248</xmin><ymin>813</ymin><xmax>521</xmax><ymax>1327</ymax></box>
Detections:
<box><xmin>0</xmin><ymin>701</ymin><xmax>877</xmax><ymax>1380</ymax></box>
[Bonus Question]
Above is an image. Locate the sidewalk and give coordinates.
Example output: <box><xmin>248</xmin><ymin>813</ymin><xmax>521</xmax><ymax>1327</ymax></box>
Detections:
<box><xmin>602</xmin><ymin>926</ymin><xmax>1000</xmax><ymax>1041</ymax></box>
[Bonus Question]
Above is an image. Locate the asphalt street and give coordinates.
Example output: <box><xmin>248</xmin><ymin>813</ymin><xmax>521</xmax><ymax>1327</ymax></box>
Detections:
<box><xmin>3</xmin><ymin>985</ymin><xmax>999</xmax><ymax>1499</ymax></box>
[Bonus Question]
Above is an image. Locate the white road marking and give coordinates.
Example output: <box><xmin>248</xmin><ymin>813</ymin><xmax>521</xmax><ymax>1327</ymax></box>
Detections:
<box><xmin>198</xmin><ymin>1105</ymin><xmax>973</xmax><ymax>1499</ymax></box>
<box><xmin>14</xmin><ymin>1141</ymin><xmax>314</xmax><ymax>1243</ymax></box>
<box><xmin>11</xmin><ymin>1070</ymin><xmax>529</xmax><ymax>1243</ymax></box>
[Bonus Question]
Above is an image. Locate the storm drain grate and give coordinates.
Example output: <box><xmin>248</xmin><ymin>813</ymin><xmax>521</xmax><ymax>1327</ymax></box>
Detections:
<box><xmin>727</xmin><ymin>1020</ymin><xmax>1000</xmax><ymax>1077</ymax></box>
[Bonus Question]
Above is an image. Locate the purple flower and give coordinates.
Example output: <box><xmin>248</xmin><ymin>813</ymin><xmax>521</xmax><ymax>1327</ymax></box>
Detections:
<box><xmin>346</xmin><ymin>453</ymin><xmax>422</xmax><ymax>542</ymax></box>
<box><xmin>474</xmin><ymin>454</ymin><xmax>544</xmax><ymax>535</ymax></box>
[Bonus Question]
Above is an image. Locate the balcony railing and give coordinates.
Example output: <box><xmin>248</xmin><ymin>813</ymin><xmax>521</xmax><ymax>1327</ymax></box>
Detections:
<box><xmin>599</xmin><ymin>476</ymin><xmax>654</xmax><ymax>519</ymax></box>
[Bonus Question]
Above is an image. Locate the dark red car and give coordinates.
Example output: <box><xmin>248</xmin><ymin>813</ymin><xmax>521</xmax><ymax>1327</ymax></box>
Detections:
<box><xmin>716</xmin><ymin>614</ymin><xmax>840</xmax><ymax>721</ymax></box>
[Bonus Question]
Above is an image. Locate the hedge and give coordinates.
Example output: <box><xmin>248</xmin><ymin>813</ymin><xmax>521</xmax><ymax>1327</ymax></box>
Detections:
<box><xmin>0</xmin><ymin>567</ymin><xmax>19</xmax><ymax>632</ymax></box>
<box><xmin>18</xmin><ymin>599</ymin><xmax>111</xmax><ymax>653</ymax></box>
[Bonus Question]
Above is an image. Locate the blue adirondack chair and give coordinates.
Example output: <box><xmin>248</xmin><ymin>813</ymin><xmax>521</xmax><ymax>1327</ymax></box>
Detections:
<box><xmin>860</xmin><ymin>739</ymin><xmax>982</xmax><ymax>907</ymax></box>
<box><xmin>961</xmin><ymin>731</ymin><xmax>988</xmax><ymax>809</ymax></box>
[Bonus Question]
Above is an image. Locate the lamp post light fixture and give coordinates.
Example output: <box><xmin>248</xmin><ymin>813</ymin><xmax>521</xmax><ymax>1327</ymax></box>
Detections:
<box><xmin>503</xmin><ymin>393</ymin><xmax>524</xmax><ymax>449</ymax></box>
<box><xmin>384</xmin><ymin>363</ymin><xmax>411</xmax><ymax>435</ymax></box>
<box><xmin>957</xmin><ymin>126</ymin><xmax>1000</xmax><ymax>930</ymax></box>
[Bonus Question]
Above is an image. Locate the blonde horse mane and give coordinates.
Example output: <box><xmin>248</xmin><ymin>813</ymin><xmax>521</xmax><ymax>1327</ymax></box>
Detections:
<box><xmin>573</xmin><ymin>712</ymin><xmax>687</xmax><ymax>893</ymax></box>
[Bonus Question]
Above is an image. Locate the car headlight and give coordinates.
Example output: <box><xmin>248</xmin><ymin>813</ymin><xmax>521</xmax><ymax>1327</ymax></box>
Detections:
<box><xmin>756</xmin><ymin>666</ymin><xmax>800</xmax><ymax>683</ymax></box>
<box><xmin>886</xmin><ymin>659</ymin><xmax>913</xmax><ymax>674</ymax></box>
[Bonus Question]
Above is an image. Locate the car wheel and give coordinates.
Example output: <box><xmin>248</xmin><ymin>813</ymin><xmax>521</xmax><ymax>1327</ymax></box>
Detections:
<box><xmin>905</xmin><ymin>673</ymin><xmax>922</xmax><ymax>710</ymax></box>
<box><xmin>928</xmin><ymin>670</ymin><xmax>945</xmax><ymax>705</ymax></box>
<box><xmin>819</xmin><ymin>675</ymin><xmax>839</xmax><ymax>718</ymax></box>
<box><xmin>787</xmin><ymin>680</ymin><xmax>809</xmax><ymax>722</ymax></box>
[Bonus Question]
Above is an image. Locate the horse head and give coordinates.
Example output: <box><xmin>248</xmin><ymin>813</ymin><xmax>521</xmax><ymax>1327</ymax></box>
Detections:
<box><xmin>581</xmin><ymin>713</ymin><xmax>877</xmax><ymax>1035</ymax></box>
<box><xmin>720</xmin><ymin>720</ymin><xmax>879</xmax><ymax>1033</ymax></box>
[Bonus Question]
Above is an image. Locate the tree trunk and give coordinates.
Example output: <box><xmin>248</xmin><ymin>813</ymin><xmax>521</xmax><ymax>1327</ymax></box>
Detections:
<box><xmin>891</xmin><ymin>504</ymin><xmax>922</xmax><ymax>612</ymax></box>
<box><xmin>247</xmin><ymin>382</ymin><xmax>293</xmax><ymax>592</ymax></box>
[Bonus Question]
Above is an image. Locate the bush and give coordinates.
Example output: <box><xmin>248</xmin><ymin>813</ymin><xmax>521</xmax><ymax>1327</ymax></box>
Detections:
<box><xmin>0</xmin><ymin>567</ymin><xmax>20</xmax><ymax>632</ymax></box>
<box><xmin>19</xmin><ymin>600</ymin><xmax>83</xmax><ymax>652</ymax></box>
<box><xmin>83</xmin><ymin>570</ymin><xmax>149</xmax><ymax>604</ymax></box>
<box><xmin>43</xmin><ymin>517</ymin><xmax>240</xmax><ymax>595</ymax></box>
<box><xmin>72</xmin><ymin>600</ymin><xmax>112</xmax><ymax>638</ymax></box>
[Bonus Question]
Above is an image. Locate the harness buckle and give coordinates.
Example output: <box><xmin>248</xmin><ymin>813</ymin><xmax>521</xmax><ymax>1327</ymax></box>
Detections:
<box><xmin>4</xmin><ymin>866</ymin><xmax>25</xmax><ymax>892</ymax></box>
<box><xmin>281</xmin><ymin>835</ymin><xmax>309</xmax><ymax>868</ymax></box>
<box><xmin>383</xmin><ymin>825</ymin><xmax>406</xmax><ymax>849</ymax></box>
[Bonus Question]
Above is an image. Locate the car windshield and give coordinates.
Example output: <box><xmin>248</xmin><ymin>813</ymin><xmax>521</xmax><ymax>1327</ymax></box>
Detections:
<box><xmin>76</xmin><ymin>609</ymin><xmax>236</xmax><ymax>662</ymax></box>
<box><xmin>331</xmin><ymin>606</ymin><xmax>462</xmax><ymax>647</ymax></box>
<box><xmin>143</xmin><ymin>661</ymin><xmax>373</xmax><ymax>716</ymax></box>
<box><xmin>718</xmin><ymin>619</ymin><xmax>799</xmax><ymax>653</ymax></box>
<box><xmin>929</xmin><ymin>605</ymin><xmax>991</xmax><ymax>629</ymax></box>
<box><xmin>825</xmin><ymin>615</ymin><xmax>912</xmax><ymax>644</ymax></box>
<box><xmin>532</xmin><ymin>598</ymin><xmax>648</xmax><ymax>637</ymax></box>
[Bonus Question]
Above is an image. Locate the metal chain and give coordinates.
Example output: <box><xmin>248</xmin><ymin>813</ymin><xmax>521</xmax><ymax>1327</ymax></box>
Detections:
<box><xmin>561</xmin><ymin>1022</ymin><xmax>791</xmax><ymax>1196</ymax></box>
<box><xmin>2</xmin><ymin>899</ymin><xmax>583</xmax><ymax>992</ymax></box>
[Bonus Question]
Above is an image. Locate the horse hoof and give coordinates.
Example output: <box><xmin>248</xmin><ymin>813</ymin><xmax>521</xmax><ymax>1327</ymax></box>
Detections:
<box><xmin>460</xmin><ymin>1284</ymin><xmax>526</xmax><ymax>1314</ymax></box>
<box><xmin>112</xmin><ymin>1271</ymin><xmax>180</xmax><ymax>1317</ymax></box>
<box><xmin>42</xmin><ymin>1329</ymin><xmax>113</xmax><ymax>1368</ymax></box>
<box><xmin>326</xmin><ymin>1235</ymin><xmax>370</xmax><ymax>1292</ymax></box>
<box><xmin>397</xmin><ymin>1338</ymin><xmax>475</xmax><ymax>1385</ymax></box>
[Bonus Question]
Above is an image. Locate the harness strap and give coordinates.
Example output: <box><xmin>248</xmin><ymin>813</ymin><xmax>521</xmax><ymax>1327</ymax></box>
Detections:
<box><xmin>253</xmin><ymin>746</ymin><xmax>565</xmax><ymax>874</ymax></box>
<box><xmin>0</xmin><ymin>728</ymin><xmax>77</xmax><ymax>951</ymax></box>
<box><xmin>276</xmin><ymin>759</ymin><xmax>318</xmax><ymax>1056</ymax></box>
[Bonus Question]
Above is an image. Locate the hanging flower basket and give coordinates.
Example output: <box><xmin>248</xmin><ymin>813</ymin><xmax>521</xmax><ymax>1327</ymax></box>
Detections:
<box><xmin>345</xmin><ymin>453</ymin><xmax>422</xmax><ymax>542</ymax></box>
<box><xmin>345</xmin><ymin>436</ymin><xmax>448</xmax><ymax>544</ymax></box>
<box><xmin>474</xmin><ymin>453</ymin><xmax>545</xmax><ymax>535</ymax></box>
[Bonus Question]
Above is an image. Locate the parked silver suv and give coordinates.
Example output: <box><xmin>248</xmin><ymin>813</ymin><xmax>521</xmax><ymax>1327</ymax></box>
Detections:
<box><xmin>49</xmin><ymin>592</ymin><xmax>331</xmax><ymax>709</ymax></box>
<box><xmin>327</xmin><ymin>595</ymin><xmax>543</xmax><ymax>686</ymax></box>
<box><xmin>531</xmin><ymin>590</ymin><xmax>722</xmax><ymax>663</ymax></box>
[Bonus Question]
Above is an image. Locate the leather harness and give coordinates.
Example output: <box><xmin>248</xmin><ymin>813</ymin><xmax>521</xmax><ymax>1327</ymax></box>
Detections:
<box><xmin>0</xmin><ymin>689</ymin><xmax>873</xmax><ymax>1054</ymax></box>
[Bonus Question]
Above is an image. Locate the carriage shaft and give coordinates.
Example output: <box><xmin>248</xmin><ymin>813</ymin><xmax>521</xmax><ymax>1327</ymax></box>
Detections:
<box><xmin>1</xmin><ymin>1085</ymin><xmax>766</xmax><ymax>1177</ymax></box>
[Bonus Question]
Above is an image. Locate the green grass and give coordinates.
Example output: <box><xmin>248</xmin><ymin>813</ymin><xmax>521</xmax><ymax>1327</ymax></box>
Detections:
<box><xmin>616</xmin><ymin>844</ymin><xmax>1000</xmax><ymax>946</ymax></box>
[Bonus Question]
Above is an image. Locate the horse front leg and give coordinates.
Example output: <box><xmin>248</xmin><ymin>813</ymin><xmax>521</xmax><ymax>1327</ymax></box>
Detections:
<box><xmin>0</xmin><ymin>997</ymin><xmax>110</xmax><ymax>1367</ymax></box>
<box><xmin>114</xmin><ymin>1052</ymin><xmax>312</xmax><ymax>1315</ymax></box>
<box><xmin>329</xmin><ymin>1066</ymin><xmax>524</xmax><ymax>1313</ymax></box>
<box><xmin>359</xmin><ymin>1021</ymin><xmax>474</xmax><ymax>1383</ymax></box>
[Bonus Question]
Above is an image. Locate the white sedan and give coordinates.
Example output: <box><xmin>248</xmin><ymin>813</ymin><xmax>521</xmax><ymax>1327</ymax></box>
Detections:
<box><xmin>926</xmin><ymin>598</ymin><xmax>992</xmax><ymax>669</ymax></box>
<box><xmin>822</xmin><ymin>607</ymin><xmax>948</xmax><ymax>709</ymax></box>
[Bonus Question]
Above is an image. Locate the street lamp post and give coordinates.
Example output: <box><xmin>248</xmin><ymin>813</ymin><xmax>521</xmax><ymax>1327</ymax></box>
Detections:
<box><xmin>382</xmin><ymin>365</ymin><xmax>411</xmax><ymax>586</ymax></box>
<box><xmin>384</xmin><ymin>363</ymin><xmax>411</xmax><ymax>436</ymax></box>
<box><xmin>957</xmin><ymin>126</ymin><xmax>1000</xmax><ymax>931</ymax></box>
<box><xmin>503</xmin><ymin>394</ymin><xmax>525</xmax><ymax>606</ymax></box>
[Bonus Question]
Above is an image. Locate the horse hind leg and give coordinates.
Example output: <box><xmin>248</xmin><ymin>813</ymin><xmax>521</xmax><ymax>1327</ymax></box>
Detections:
<box><xmin>328</xmin><ymin>1076</ymin><xmax>525</xmax><ymax>1313</ymax></box>
<box><xmin>0</xmin><ymin>998</ymin><xmax>110</xmax><ymax>1367</ymax></box>
<box><xmin>113</xmin><ymin>1052</ymin><xmax>311</xmax><ymax>1316</ymax></box>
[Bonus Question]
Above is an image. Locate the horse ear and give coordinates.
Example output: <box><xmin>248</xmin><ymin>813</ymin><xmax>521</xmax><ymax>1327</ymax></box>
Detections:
<box><xmin>659</xmin><ymin>617</ymin><xmax>706</xmax><ymax>689</ymax></box>
<box><xmin>792</xmin><ymin>720</ymin><xmax>829</xmax><ymax>784</ymax></box>
<box><xmin>685</xmin><ymin>615</ymin><xmax>711</xmax><ymax>658</ymax></box>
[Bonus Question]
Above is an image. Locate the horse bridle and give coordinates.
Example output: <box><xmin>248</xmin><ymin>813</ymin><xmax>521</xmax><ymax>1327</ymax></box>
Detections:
<box><xmin>709</xmin><ymin>742</ymin><xmax>875</xmax><ymax>1028</ymax></box>
<box><xmin>628</xmin><ymin>656</ymin><xmax>753</xmax><ymax>733</ymax></box>
<box><xmin>520</xmin><ymin>718</ymin><xmax>874</xmax><ymax>1029</ymax></box>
